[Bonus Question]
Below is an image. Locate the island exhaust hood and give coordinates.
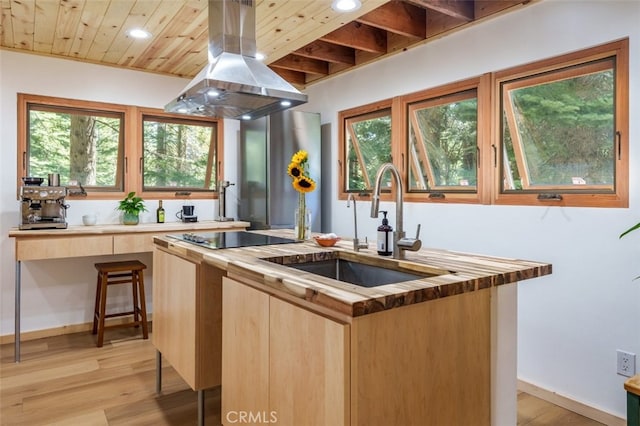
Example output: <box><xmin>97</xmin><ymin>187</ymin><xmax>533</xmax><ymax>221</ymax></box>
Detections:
<box><xmin>164</xmin><ymin>0</ymin><xmax>308</xmax><ymax>120</ymax></box>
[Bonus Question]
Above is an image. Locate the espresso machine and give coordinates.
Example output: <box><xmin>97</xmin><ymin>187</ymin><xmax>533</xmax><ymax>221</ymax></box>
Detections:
<box><xmin>19</xmin><ymin>184</ymin><xmax>69</xmax><ymax>230</ymax></box>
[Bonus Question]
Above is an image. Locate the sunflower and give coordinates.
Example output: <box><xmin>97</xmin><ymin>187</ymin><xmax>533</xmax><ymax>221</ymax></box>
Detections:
<box><xmin>293</xmin><ymin>175</ymin><xmax>316</xmax><ymax>193</ymax></box>
<box><xmin>287</xmin><ymin>162</ymin><xmax>303</xmax><ymax>178</ymax></box>
<box><xmin>291</xmin><ymin>150</ymin><xmax>308</xmax><ymax>165</ymax></box>
<box><xmin>288</xmin><ymin>150</ymin><xmax>315</xmax><ymax>194</ymax></box>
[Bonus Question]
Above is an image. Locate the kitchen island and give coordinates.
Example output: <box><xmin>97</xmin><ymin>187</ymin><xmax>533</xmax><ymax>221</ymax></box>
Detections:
<box><xmin>152</xmin><ymin>230</ymin><xmax>551</xmax><ymax>426</ymax></box>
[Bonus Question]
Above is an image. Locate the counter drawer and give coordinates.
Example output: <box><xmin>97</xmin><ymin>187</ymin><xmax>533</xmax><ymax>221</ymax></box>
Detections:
<box><xmin>16</xmin><ymin>235</ymin><xmax>113</xmax><ymax>260</ymax></box>
<box><xmin>113</xmin><ymin>233</ymin><xmax>155</xmax><ymax>254</ymax></box>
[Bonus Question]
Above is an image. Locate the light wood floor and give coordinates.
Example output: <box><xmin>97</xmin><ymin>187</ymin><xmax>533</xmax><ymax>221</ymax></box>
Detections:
<box><xmin>1</xmin><ymin>329</ymin><xmax>604</xmax><ymax>426</ymax></box>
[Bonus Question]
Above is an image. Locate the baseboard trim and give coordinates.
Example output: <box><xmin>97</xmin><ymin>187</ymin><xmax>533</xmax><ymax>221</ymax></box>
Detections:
<box><xmin>0</xmin><ymin>314</ymin><xmax>153</xmax><ymax>345</ymax></box>
<box><xmin>518</xmin><ymin>379</ymin><xmax>625</xmax><ymax>426</ymax></box>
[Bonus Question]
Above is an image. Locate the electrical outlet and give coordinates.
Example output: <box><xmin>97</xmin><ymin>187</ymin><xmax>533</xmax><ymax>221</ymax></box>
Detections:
<box><xmin>617</xmin><ymin>350</ymin><xmax>636</xmax><ymax>377</ymax></box>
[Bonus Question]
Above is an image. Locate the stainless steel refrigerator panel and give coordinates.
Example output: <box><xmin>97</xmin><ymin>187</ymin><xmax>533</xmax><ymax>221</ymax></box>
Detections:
<box><xmin>239</xmin><ymin>116</ymin><xmax>268</xmax><ymax>229</ymax></box>
<box><xmin>239</xmin><ymin>110</ymin><xmax>321</xmax><ymax>231</ymax></box>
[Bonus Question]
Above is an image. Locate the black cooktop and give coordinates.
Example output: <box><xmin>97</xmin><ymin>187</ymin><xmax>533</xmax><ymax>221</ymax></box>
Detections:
<box><xmin>168</xmin><ymin>230</ymin><xmax>300</xmax><ymax>250</ymax></box>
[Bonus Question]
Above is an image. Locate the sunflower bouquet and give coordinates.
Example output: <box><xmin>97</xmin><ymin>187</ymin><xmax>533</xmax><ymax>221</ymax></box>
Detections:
<box><xmin>288</xmin><ymin>150</ymin><xmax>316</xmax><ymax>239</ymax></box>
<box><xmin>287</xmin><ymin>150</ymin><xmax>316</xmax><ymax>193</ymax></box>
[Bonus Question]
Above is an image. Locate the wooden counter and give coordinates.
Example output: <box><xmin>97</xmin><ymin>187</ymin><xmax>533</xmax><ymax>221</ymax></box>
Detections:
<box><xmin>627</xmin><ymin>375</ymin><xmax>640</xmax><ymax>426</ymax></box>
<box><xmin>9</xmin><ymin>221</ymin><xmax>250</xmax><ymax>260</ymax></box>
<box><xmin>8</xmin><ymin>220</ymin><xmax>249</xmax><ymax>362</ymax></box>
<box><xmin>153</xmin><ymin>229</ymin><xmax>552</xmax><ymax>319</ymax></box>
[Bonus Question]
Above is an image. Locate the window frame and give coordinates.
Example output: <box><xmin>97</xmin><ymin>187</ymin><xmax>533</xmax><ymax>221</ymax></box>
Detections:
<box><xmin>338</xmin><ymin>98</ymin><xmax>397</xmax><ymax>202</ymax></box>
<box><xmin>17</xmin><ymin>94</ymin><xmax>224</xmax><ymax>201</ymax></box>
<box><xmin>337</xmin><ymin>39</ymin><xmax>628</xmax><ymax>209</ymax></box>
<box><xmin>138</xmin><ymin>107</ymin><xmax>224</xmax><ymax>200</ymax></box>
<box><xmin>491</xmin><ymin>38</ymin><xmax>628</xmax><ymax>208</ymax></box>
<box><xmin>400</xmin><ymin>75</ymin><xmax>491</xmax><ymax>204</ymax></box>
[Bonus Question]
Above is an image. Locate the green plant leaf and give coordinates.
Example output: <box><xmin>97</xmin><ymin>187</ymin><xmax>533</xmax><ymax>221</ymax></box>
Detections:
<box><xmin>620</xmin><ymin>222</ymin><xmax>640</xmax><ymax>239</ymax></box>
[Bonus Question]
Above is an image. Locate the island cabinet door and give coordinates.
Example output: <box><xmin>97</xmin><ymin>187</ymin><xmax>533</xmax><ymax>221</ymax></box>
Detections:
<box><xmin>221</xmin><ymin>277</ymin><xmax>350</xmax><ymax>426</ymax></box>
<box><xmin>221</xmin><ymin>277</ymin><xmax>270</xmax><ymax>423</ymax></box>
<box><xmin>153</xmin><ymin>249</ymin><xmax>197</xmax><ymax>388</ymax></box>
<box><xmin>269</xmin><ymin>296</ymin><xmax>350</xmax><ymax>426</ymax></box>
<box><xmin>152</xmin><ymin>248</ymin><xmax>222</xmax><ymax>391</ymax></box>
<box><xmin>350</xmin><ymin>289</ymin><xmax>492</xmax><ymax>426</ymax></box>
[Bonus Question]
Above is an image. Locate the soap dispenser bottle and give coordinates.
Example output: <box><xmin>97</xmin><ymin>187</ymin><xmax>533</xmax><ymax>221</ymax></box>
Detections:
<box><xmin>377</xmin><ymin>211</ymin><xmax>393</xmax><ymax>256</ymax></box>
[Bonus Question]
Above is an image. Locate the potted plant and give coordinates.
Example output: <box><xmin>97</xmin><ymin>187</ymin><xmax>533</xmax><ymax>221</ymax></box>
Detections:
<box><xmin>117</xmin><ymin>191</ymin><xmax>147</xmax><ymax>225</ymax></box>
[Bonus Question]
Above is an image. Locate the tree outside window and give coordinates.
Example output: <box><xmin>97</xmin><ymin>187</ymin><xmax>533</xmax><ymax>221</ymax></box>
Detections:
<box><xmin>501</xmin><ymin>60</ymin><xmax>615</xmax><ymax>192</ymax></box>
<box><xmin>407</xmin><ymin>90</ymin><xmax>478</xmax><ymax>192</ymax></box>
<box><xmin>18</xmin><ymin>94</ymin><xmax>223</xmax><ymax>200</ymax></box>
<box><xmin>26</xmin><ymin>103</ymin><xmax>124</xmax><ymax>191</ymax></box>
<box><xmin>142</xmin><ymin>115</ymin><xmax>218</xmax><ymax>192</ymax></box>
<box><xmin>341</xmin><ymin>105</ymin><xmax>392</xmax><ymax>193</ymax></box>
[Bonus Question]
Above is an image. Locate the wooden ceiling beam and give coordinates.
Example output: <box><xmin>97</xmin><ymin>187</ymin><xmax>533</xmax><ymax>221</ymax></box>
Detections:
<box><xmin>320</xmin><ymin>22</ymin><xmax>387</xmax><ymax>54</ymax></box>
<box><xmin>270</xmin><ymin>54</ymin><xmax>329</xmax><ymax>76</ymax></box>
<box><xmin>293</xmin><ymin>40</ymin><xmax>356</xmax><ymax>65</ymax></box>
<box><xmin>357</xmin><ymin>1</ymin><xmax>426</xmax><ymax>38</ymax></box>
<box><xmin>271</xmin><ymin>67</ymin><xmax>307</xmax><ymax>87</ymax></box>
<box><xmin>475</xmin><ymin>0</ymin><xmax>525</xmax><ymax>19</ymax></box>
<box><xmin>406</xmin><ymin>0</ymin><xmax>474</xmax><ymax>21</ymax></box>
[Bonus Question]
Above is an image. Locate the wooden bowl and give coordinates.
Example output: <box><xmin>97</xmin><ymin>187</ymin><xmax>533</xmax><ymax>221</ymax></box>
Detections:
<box><xmin>313</xmin><ymin>236</ymin><xmax>341</xmax><ymax>247</ymax></box>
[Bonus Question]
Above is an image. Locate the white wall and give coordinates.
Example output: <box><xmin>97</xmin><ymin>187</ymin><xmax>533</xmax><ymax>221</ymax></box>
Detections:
<box><xmin>1</xmin><ymin>0</ymin><xmax>638</xmax><ymax>419</ymax></box>
<box><xmin>0</xmin><ymin>51</ymin><xmax>241</xmax><ymax>337</ymax></box>
<box><xmin>303</xmin><ymin>0</ymin><xmax>640</xmax><ymax>419</ymax></box>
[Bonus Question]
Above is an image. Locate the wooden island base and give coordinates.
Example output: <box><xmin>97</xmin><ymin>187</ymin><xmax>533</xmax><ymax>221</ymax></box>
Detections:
<box><xmin>222</xmin><ymin>275</ymin><xmax>491</xmax><ymax>425</ymax></box>
<box><xmin>152</xmin><ymin>230</ymin><xmax>550</xmax><ymax>426</ymax></box>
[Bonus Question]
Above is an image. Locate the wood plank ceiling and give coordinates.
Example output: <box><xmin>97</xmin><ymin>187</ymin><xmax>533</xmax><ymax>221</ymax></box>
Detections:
<box><xmin>0</xmin><ymin>0</ymin><xmax>532</xmax><ymax>88</ymax></box>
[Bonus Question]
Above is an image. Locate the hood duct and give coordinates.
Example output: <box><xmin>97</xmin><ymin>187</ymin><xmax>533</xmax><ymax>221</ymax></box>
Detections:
<box><xmin>164</xmin><ymin>0</ymin><xmax>308</xmax><ymax>120</ymax></box>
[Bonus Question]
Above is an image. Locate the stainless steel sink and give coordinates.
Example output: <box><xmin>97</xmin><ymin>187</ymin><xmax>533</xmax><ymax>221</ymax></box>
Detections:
<box><xmin>264</xmin><ymin>252</ymin><xmax>448</xmax><ymax>288</ymax></box>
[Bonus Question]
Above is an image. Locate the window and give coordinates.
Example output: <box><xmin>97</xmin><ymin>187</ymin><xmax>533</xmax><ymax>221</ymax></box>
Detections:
<box><xmin>401</xmin><ymin>76</ymin><xmax>490</xmax><ymax>204</ymax></box>
<box><xmin>141</xmin><ymin>112</ymin><xmax>220</xmax><ymax>194</ymax></box>
<box><xmin>19</xmin><ymin>96</ymin><xmax>128</xmax><ymax>194</ymax></box>
<box><xmin>494</xmin><ymin>39</ymin><xmax>628</xmax><ymax>207</ymax></box>
<box><xmin>408</xmin><ymin>91</ymin><xmax>477</xmax><ymax>191</ymax></box>
<box><xmin>338</xmin><ymin>100</ymin><xmax>393</xmax><ymax>199</ymax></box>
<box><xmin>337</xmin><ymin>39</ymin><xmax>628</xmax><ymax>208</ymax></box>
<box><xmin>17</xmin><ymin>94</ymin><xmax>224</xmax><ymax>200</ymax></box>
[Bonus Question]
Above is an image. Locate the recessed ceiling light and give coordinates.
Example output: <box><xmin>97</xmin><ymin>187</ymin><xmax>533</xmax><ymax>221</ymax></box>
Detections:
<box><xmin>128</xmin><ymin>28</ymin><xmax>151</xmax><ymax>39</ymax></box>
<box><xmin>331</xmin><ymin>0</ymin><xmax>361</xmax><ymax>12</ymax></box>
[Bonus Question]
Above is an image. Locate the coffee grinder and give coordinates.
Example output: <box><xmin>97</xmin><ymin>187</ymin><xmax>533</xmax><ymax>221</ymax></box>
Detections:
<box><xmin>177</xmin><ymin>204</ymin><xmax>197</xmax><ymax>222</ymax></box>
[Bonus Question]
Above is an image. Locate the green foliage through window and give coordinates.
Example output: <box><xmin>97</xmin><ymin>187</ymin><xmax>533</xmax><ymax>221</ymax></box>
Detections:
<box><xmin>345</xmin><ymin>109</ymin><xmax>392</xmax><ymax>192</ymax></box>
<box><xmin>142</xmin><ymin>116</ymin><xmax>217</xmax><ymax>191</ymax></box>
<box><xmin>501</xmin><ymin>59</ymin><xmax>615</xmax><ymax>192</ymax></box>
<box><xmin>28</xmin><ymin>106</ymin><xmax>123</xmax><ymax>189</ymax></box>
<box><xmin>408</xmin><ymin>90</ymin><xmax>478</xmax><ymax>192</ymax></box>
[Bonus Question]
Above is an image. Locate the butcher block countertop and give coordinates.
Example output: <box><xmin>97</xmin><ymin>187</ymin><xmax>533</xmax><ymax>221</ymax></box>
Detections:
<box><xmin>153</xmin><ymin>229</ymin><xmax>552</xmax><ymax>318</ymax></box>
<box><xmin>8</xmin><ymin>220</ymin><xmax>250</xmax><ymax>237</ymax></box>
<box><xmin>626</xmin><ymin>375</ymin><xmax>640</xmax><ymax>396</ymax></box>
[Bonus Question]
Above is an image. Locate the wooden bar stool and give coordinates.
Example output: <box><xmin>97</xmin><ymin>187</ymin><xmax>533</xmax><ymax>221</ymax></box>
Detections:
<box><xmin>92</xmin><ymin>260</ymin><xmax>149</xmax><ymax>347</ymax></box>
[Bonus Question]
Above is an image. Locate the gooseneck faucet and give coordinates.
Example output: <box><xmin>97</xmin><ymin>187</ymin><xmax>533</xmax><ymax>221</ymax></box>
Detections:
<box><xmin>370</xmin><ymin>163</ymin><xmax>422</xmax><ymax>260</ymax></box>
<box><xmin>347</xmin><ymin>194</ymin><xmax>368</xmax><ymax>251</ymax></box>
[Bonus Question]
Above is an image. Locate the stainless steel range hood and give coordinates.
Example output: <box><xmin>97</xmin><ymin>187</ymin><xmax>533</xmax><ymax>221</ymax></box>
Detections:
<box><xmin>164</xmin><ymin>0</ymin><xmax>308</xmax><ymax>120</ymax></box>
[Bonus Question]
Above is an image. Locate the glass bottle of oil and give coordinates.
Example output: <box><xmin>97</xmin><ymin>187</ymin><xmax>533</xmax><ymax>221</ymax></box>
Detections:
<box><xmin>156</xmin><ymin>200</ymin><xmax>165</xmax><ymax>223</ymax></box>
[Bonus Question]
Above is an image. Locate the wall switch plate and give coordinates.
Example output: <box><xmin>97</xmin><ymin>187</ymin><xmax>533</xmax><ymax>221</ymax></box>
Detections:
<box><xmin>617</xmin><ymin>350</ymin><xmax>636</xmax><ymax>377</ymax></box>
